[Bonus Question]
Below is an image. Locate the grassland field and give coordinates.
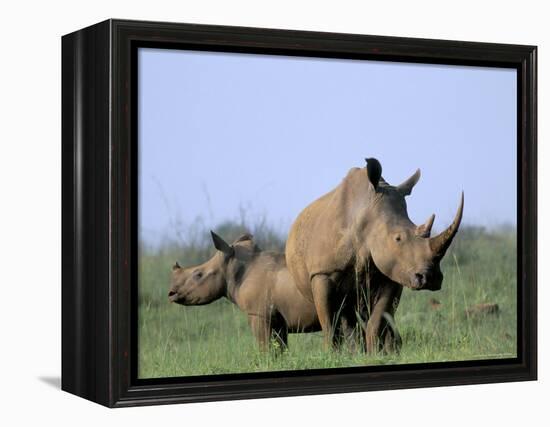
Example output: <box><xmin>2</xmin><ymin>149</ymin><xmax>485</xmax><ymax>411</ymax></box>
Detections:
<box><xmin>138</xmin><ymin>221</ymin><xmax>517</xmax><ymax>378</ymax></box>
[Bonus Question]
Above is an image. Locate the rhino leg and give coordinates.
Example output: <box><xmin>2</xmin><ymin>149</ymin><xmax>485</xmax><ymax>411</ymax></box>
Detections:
<box><xmin>249</xmin><ymin>313</ymin><xmax>289</xmax><ymax>353</ymax></box>
<box><xmin>311</xmin><ymin>274</ymin><xmax>337</xmax><ymax>350</ymax></box>
<box><xmin>365</xmin><ymin>282</ymin><xmax>402</xmax><ymax>354</ymax></box>
<box><xmin>248</xmin><ymin>314</ymin><xmax>272</xmax><ymax>352</ymax></box>
<box><xmin>382</xmin><ymin>312</ymin><xmax>402</xmax><ymax>353</ymax></box>
<box><xmin>334</xmin><ymin>312</ymin><xmax>359</xmax><ymax>350</ymax></box>
<box><xmin>271</xmin><ymin>325</ymin><xmax>288</xmax><ymax>352</ymax></box>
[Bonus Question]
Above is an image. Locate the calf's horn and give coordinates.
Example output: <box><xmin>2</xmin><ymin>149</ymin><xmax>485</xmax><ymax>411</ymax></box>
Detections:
<box><xmin>429</xmin><ymin>192</ymin><xmax>464</xmax><ymax>257</ymax></box>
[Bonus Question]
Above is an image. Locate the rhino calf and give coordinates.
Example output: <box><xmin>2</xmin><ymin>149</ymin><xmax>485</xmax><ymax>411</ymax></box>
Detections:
<box><xmin>169</xmin><ymin>232</ymin><xmax>322</xmax><ymax>351</ymax></box>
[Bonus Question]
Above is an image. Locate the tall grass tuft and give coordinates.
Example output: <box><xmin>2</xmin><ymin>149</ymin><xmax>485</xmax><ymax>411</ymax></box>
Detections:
<box><xmin>138</xmin><ymin>221</ymin><xmax>517</xmax><ymax>378</ymax></box>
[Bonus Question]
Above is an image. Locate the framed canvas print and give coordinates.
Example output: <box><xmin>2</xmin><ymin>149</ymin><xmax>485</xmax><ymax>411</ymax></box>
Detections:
<box><xmin>61</xmin><ymin>19</ymin><xmax>537</xmax><ymax>407</ymax></box>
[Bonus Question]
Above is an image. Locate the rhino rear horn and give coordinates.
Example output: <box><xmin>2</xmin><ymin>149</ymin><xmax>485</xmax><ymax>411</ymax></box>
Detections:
<box><xmin>429</xmin><ymin>192</ymin><xmax>464</xmax><ymax>257</ymax></box>
<box><xmin>210</xmin><ymin>230</ymin><xmax>235</xmax><ymax>257</ymax></box>
<box><xmin>397</xmin><ymin>169</ymin><xmax>421</xmax><ymax>196</ymax></box>
<box><xmin>365</xmin><ymin>158</ymin><xmax>382</xmax><ymax>190</ymax></box>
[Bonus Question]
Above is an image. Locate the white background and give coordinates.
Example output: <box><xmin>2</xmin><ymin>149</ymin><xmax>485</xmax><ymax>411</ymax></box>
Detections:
<box><xmin>0</xmin><ymin>1</ymin><xmax>546</xmax><ymax>425</ymax></box>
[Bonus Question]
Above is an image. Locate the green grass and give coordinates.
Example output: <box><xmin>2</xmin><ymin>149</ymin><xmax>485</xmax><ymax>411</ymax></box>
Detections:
<box><xmin>138</xmin><ymin>224</ymin><xmax>517</xmax><ymax>378</ymax></box>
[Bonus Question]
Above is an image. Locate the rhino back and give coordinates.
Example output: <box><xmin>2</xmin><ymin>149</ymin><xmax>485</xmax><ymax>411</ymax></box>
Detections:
<box><xmin>235</xmin><ymin>251</ymin><xmax>319</xmax><ymax>330</ymax></box>
<box><xmin>235</xmin><ymin>253</ymin><xmax>279</xmax><ymax>315</ymax></box>
<box><xmin>286</xmin><ymin>167</ymin><xmax>369</xmax><ymax>296</ymax></box>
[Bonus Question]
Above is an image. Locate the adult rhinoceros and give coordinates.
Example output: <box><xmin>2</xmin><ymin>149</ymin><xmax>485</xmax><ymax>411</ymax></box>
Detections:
<box><xmin>285</xmin><ymin>158</ymin><xmax>463</xmax><ymax>353</ymax></box>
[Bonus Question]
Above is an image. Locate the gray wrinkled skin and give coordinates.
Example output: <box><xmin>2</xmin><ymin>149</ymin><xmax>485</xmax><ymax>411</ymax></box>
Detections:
<box><xmin>285</xmin><ymin>158</ymin><xmax>463</xmax><ymax>353</ymax></box>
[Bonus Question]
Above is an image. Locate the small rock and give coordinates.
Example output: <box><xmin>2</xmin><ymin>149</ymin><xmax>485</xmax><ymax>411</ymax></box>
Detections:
<box><xmin>428</xmin><ymin>298</ymin><xmax>442</xmax><ymax>310</ymax></box>
<box><xmin>465</xmin><ymin>303</ymin><xmax>499</xmax><ymax>318</ymax></box>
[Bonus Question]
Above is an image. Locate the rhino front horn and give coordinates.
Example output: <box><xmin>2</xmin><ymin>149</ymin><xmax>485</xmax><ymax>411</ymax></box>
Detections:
<box><xmin>429</xmin><ymin>192</ymin><xmax>464</xmax><ymax>257</ymax></box>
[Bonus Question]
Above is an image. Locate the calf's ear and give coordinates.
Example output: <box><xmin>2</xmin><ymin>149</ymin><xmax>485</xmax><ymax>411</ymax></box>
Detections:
<box><xmin>210</xmin><ymin>231</ymin><xmax>235</xmax><ymax>257</ymax></box>
<box><xmin>172</xmin><ymin>261</ymin><xmax>181</xmax><ymax>271</ymax></box>
<box><xmin>234</xmin><ymin>233</ymin><xmax>253</xmax><ymax>243</ymax></box>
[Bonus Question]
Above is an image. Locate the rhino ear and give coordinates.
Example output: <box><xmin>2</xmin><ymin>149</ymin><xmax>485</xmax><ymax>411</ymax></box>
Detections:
<box><xmin>172</xmin><ymin>261</ymin><xmax>181</xmax><ymax>271</ymax></box>
<box><xmin>365</xmin><ymin>158</ymin><xmax>382</xmax><ymax>190</ymax></box>
<box><xmin>210</xmin><ymin>230</ymin><xmax>235</xmax><ymax>257</ymax></box>
<box><xmin>397</xmin><ymin>169</ymin><xmax>421</xmax><ymax>196</ymax></box>
<box><xmin>234</xmin><ymin>233</ymin><xmax>253</xmax><ymax>244</ymax></box>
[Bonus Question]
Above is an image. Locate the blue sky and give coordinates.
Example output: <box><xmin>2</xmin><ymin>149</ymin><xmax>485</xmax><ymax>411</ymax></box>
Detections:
<box><xmin>138</xmin><ymin>48</ymin><xmax>517</xmax><ymax>243</ymax></box>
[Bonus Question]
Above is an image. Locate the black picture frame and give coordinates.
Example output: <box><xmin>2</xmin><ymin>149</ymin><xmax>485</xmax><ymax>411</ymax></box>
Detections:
<box><xmin>61</xmin><ymin>19</ymin><xmax>537</xmax><ymax>408</ymax></box>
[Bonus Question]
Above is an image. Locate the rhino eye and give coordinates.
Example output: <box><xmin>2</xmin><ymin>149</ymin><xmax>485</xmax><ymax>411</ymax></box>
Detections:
<box><xmin>193</xmin><ymin>270</ymin><xmax>203</xmax><ymax>280</ymax></box>
<box><xmin>394</xmin><ymin>234</ymin><xmax>402</xmax><ymax>242</ymax></box>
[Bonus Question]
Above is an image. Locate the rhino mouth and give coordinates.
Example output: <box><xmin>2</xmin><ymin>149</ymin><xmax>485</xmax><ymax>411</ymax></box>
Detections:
<box><xmin>409</xmin><ymin>283</ymin><xmax>441</xmax><ymax>292</ymax></box>
<box><xmin>408</xmin><ymin>271</ymin><xmax>442</xmax><ymax>291</ymax></box>
<box><xmin>168</xmin><ymin>290</ymin><xmax>191</xmax><ymax>304</ymax></box>
<box><xmin>169</xmin><ymin>293</ymin><xmax>211</xmax><ymax>306</ymax></box>
<box><xmin>170</xmin><ymin>295</ymin><xmax>192</xmax><ymax>305</ymax></box>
